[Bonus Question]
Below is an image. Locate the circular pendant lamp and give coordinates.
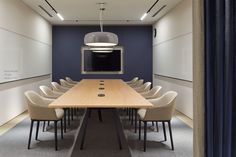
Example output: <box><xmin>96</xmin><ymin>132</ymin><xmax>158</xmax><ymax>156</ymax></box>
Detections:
<box><xmin>84</xmin><ymin>3</ymin><xmax>118</xmax><ymax>47</ymax></box>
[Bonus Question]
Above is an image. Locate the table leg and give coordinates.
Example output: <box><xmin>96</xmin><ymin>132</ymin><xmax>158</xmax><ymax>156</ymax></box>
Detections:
<box><xmin>80</xmin><ymin>109</ymin><xmax>90</xmax><ymax>150</ymax></box>
<box><xmin>111</xmin><ymin>109</ymin><xmax>122</xmax><ymax>150</ymax></box>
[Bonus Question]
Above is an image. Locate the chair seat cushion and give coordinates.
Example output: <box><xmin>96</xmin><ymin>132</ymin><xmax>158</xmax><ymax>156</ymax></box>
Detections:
<box><xmin>55</xmin><ymin>109</ymin><xmax>64</xmax><ymax>119</ymax></box>
<box><xmin>138</xmin><ymin>108</ymin><xmax>147</xmax><ymax>120</ymax></box>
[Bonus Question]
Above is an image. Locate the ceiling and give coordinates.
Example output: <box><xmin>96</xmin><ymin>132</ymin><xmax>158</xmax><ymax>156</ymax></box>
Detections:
<box><xmin>22</xmin><ymin>0</ymin><xmax>182</xmax><ymax>25</ymax></box>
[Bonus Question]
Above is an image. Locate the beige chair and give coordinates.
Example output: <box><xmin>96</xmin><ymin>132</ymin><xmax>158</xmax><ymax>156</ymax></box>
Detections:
<box><xmin>134</xmin><ymin>82</ymin><xmax>151</xmax><ymax>93</ymax></box>
<box><xmin>126</xmin><ymin>77</ymin><xmax>139</xmax><ymax>84</ymax></box>
<box><xmin>140</xmin><ymin>86</ymin><xmax>162</xmax><ymax>99</ymax></box>
<box><xmin>39</xmin><ymin>85</ymin><xmax>63</xmax><ymax>99</ymax></box>
<box><xmin>51</xmin><ymin>82</ymin><xmax>70</xmax><ymax>93</ymax></box>
<box><xmin>24</xmin><ymin>91</ymin><xmax>64</xmax><ymax>151</ymax></box>
<box><xmin>65</xmin><ymin>77</ymin><xmax>78</xmax><ymax>84</ymax></box>
<box><xmin>129</xmin><ymin>79</ymin><xmax>144</xmax><ymax>88</ymax></box>
<box><xmin>60</xmin><ymin>79</ymin><xmax>74</xmax><ymax>88</ymax></box>
<box><xmin>138</xmin><ymin>91</ymin><xmax>178</xmax><ymax>151</ymax></box>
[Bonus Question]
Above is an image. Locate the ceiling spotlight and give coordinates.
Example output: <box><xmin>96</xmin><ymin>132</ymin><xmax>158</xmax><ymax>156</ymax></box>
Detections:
<box><xmin>140</xmin><ymin>13</ymin><xmax>148</xmax><ymax>21</ymax></box>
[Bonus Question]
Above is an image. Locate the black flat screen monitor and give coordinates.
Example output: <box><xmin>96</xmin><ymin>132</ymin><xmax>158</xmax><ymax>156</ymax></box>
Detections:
<box><xmin>81</xmin><ymin>47</ymin><xmax>124</xmax><ymax>74</ymax></box>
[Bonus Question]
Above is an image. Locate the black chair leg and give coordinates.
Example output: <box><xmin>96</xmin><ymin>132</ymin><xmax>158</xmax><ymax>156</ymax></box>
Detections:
<box><xmin>71</xmin><ymin>108</ymin><xmax>74</xmax><ymax>120</ymax></box>
<box><xmin>28</xmin><ymin>120</ymin><xmax>34</xmax><ymax>149</ymax></box>
<box><xmin>35</xmin><ymin>121</ymin><xmax>40</xmax><ymax>140</ymax></box>
<box><xmin>54</xmin><ymin>121</ymin><xmax>58</xmax><ymax>151</ymax></box>
<box><xmin>64</xmin><ymin>109</ymin><xmax>67</xmax><ymax>133</ymax></box>
<box><xmin>143</xmin><ymin>121</ymin><xmax>147</xmax><ymax>152</ymax></box>
<box><xmin>98</xmin><ymin>109</ymin><xmax>103</xmax><ymax>122</ymax></box>
<box><xmin>138</xmin><ymin>120</ymin><xmax>141</xmax><ymax>140</ymax></box>
<box><xmin>168</xmin><ymin>121</ymin><xmax>174</xmax><ymax>150</ymax></box>
<box><xmin>152</xmin><ymin>121</ymin><xmax>154</xmax><ymax>126</ymax></box>
<box><xmin>134</xmin><ymin>109</ymin><xmax>137</xmax><ymax>133</ymax></box>
<box><xmin>131</xmin><ymin>109</ymin><xmax>134</xmax><ymax>125</ymax></box>
<box><xmin>68</xmin><ymin>109</ymin><xmax>71</xmax><ymax>126</ymax></box>
<box><xmin>128</xmin><ymin>108</ymin><xmax>131</xmax><ymax>120</ymax></box>
<box><xmin>61</xmin><ymin>119</ymin><xmax>63</xmax><ymax>139</ymax></box>
<box><xmin>42</xmin><ymin>121</ymin><xmax>46</xmax><ymax>132</ymax></box>
<box><xmin>162</xmin><ymin>121</ymin><xmax>167</xmax><ymax>141</ymax></box>
<box><xmin>156</xmin><ymin>121</ymin><xmax>159</xmax><ymax>132</ymax></box>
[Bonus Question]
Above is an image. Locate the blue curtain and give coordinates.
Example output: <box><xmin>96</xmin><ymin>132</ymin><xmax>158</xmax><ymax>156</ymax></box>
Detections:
<box><xmin>204</xmin><ymin>0</ymin><xmax>236</xmax><ymax>157</ymax></box>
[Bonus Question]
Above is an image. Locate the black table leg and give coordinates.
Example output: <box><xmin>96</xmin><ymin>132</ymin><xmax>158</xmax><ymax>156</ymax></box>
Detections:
<box><xmin>111</xmin><ymin>109</ymin><xmax>122</xmax><ymax>150</ymax></box>
<box><xmin>80</xmin><ymin>109</ymin><xmax>90</xmax><ymax>150</ymax></box>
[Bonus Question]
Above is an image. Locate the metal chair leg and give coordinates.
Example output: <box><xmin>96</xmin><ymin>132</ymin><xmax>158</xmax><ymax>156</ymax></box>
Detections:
<box><xmin>131</xmin><ymin>109</ymin><xmax>134</xmax><ymax>125</ymax></box>
<box><xmin>28</xmin><ymin>120</ymin><xmax>34</xmax><ymax>149</ymax></box>
<box><xmin>168</xmin><ymin>121</ymin><xmax>174</xmax><ymax>150</ymax></box>
<box><xmin>143</xmin><ymin>121</ymin><xmax>147</xmax><ymax>152</ymax></box>
<box><xmin>42</xmin><ymin>121</ymin><xmax>46</xmax><ymax>132</ymax></box>
<box><xmin>68</xmin><ymin>109</ymin><xmax>71</xmax><ymax>126</ymax></box>
<box><xmin>35</xmin><ymin>121</ymin><xmax>40</xmax><ymax>140</ymax></box>
<box><xmin>64</xmin><ymin>109</ymin><xmax>67</xmax><ymax>133</ymax></box>
<box><xmin>134</xmin><ymin>109</ymin><xmax>137</xmax><ymax>133</ymax></box>
<box><xmin>61</xmin><ymin>119</ymin><xmax>63</xmax><ymax>139</ymax></box>
<box><xmin>162</xmin><ymin>121</ymin><xmax>167</xmax><ymax>141</ymax></box>
<box><xmin>156</xmin><ymin>121</ymin><xmax>159</xmax><ymax>132</ymax></box>
<box><xmin>139</xmin><ymin>120</ymin><xmax>141</xmax><ymax>140</ymax></box>
<box><xmin>54</xmin><ymin>121</ymin><xmax>58</xmax><ymax>151</ymax></box>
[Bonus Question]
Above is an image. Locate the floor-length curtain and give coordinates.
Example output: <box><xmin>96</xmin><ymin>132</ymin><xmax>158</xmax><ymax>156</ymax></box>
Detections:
<box><xmin>204</xmin><ymin>0</ymin><xmax>236</xmax><ymax>157</ymax></box>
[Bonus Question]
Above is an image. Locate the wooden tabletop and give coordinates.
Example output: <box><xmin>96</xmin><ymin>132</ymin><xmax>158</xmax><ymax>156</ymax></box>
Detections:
<box><xmin>49</xmin><ymin>79</ymin><xmax>153</xmax><ymax>109</ymax></box>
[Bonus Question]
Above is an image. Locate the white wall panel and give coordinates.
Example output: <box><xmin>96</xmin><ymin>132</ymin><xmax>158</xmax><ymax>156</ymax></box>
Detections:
<box><xmin>153</xmin><ymin>0</ymin><xmax>193</xmax><ymax>118</ymax></box>
<box><xmin>0</xmin><ymin>0</ymin><xmax>52</xmax><ymax>126</ymax></box>
<box><xmin>153</xmin><ymin>33</ymin><xmax>193</xmax><ymax>81</ymax></box>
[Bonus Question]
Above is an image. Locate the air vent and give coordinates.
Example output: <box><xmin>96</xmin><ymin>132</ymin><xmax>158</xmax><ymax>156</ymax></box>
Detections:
<box><xmin>152</xmin><ymin>5</ymin><xmax>167</xmax><ymax>17</ymax></box>
<box><xmin>38</xmin><ymin>5</ymin><xmax>52</xmax><ymax>17</ymax></box>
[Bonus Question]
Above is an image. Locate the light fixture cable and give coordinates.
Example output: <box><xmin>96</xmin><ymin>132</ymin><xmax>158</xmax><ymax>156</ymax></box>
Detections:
<box><xmin>99</xmin><ymin>6</ymin><xmax>104</xmax><ymax>32</ymax></box>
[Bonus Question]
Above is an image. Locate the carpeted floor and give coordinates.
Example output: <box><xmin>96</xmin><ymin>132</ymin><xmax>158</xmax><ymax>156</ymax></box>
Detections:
<box><xmin>0</xmin><ymin>110</ymin><xmax>192</xmax><ymax>157</ymax></box>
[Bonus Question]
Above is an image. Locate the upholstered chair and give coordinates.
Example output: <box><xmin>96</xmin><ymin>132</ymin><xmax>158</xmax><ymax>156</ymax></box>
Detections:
<box><xmin>60</xmin><ymin>79</ymin><xmax>74</xmax><ymax>88</ymax></box>
<box><xmin>134</xmin><ymin>82</ymin><xmax>152</xmax><ymax>93</ymax></box>
<box><xmin>126</xmin><ymin>77</ymin><xmax>139</xmax><ymax>84</ymax></box>
<box><xmin>39</xmin><ymin>85</ymin><xmax>63</xmax><ymax>99</ymax></box>
<box><xmin>129</xmin><ymin>79</ymin><xmax>144</xmax><ymax>88</ymax></box>
<box><xmin>65</xmin><ymin>77</ymin><xmax>78</xmax><ymax>84</ymax></box>
<box><xmin>140</xmin><ymin>86</ymin><xmax>162</xmax><ymax>99</ymax></box>
<box><xmin>24</xmin><ymin>91</ymin><xmax>64</xmax><ymax>151</ymax></box>
<box><xmin>138</xmin><ymin>91</ymin><xmax>178</xmax><ymax>151</ymax></box>
<box><xmin>51</xmin><ymin>82</ymin><xmax>70</xmax><ymax>93</ymax></box>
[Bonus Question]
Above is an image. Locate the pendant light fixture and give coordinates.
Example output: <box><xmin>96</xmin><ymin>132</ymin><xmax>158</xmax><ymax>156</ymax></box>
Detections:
<box><xmin>84</xmin><ymin>3</ymin><xmax>118</xmax><ymax>47</ymax></box>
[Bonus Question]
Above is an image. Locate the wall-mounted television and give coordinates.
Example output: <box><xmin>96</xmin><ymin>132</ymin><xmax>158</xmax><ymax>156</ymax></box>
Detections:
<box><xmin>81</xmin><ymin>46</ymin><xmax>124</xmax><ymax>74</ymax></box>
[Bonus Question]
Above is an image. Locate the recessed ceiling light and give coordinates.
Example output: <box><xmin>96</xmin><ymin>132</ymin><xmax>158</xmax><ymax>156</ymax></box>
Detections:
<box><xmin>140</xmin><ymin>13</ymin><xmax>148</xmax><ymax>21</ymax></box>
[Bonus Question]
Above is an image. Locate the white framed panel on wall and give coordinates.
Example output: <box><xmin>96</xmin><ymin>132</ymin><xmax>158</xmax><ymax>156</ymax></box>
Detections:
<box><xmin>153</xmin><ymin>33</ymin><xmax>193</xmax><ymax>81</ymax></box>
<box><xmin>0</xmin><ymin>28</ymin><xmax>52</xmax><ymax>83</ymax></box>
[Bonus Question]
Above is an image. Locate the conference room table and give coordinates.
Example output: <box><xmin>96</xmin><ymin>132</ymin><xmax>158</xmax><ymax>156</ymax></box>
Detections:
<box><xmin>49</xmin><ymin>79</ymin><xmax>153</xmax><ymax>156</ymax></box>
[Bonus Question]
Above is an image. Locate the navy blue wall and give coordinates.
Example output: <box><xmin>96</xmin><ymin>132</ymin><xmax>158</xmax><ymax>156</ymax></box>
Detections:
<box><xmin>52</xmin><ymin>26</ymin><xmax>152</xmax><ymax>82</ymax></box>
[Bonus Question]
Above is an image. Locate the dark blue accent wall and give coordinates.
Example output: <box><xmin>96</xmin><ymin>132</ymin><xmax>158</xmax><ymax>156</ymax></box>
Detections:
<box><xmin>52</xmin><ymin>26</ymin><xmax>152</xmax><ymax>82</ymax></box>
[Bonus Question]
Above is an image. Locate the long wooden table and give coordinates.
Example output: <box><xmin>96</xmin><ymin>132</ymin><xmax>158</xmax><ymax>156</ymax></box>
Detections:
<box><xmin>49</xmin><ymin>79</ymin><xmax>153</xmax><ymax>156</ymax></box>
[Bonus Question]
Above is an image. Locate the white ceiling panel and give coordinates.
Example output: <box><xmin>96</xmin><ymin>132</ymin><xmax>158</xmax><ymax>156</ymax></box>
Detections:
<box><xmin>22</xmin><ymin>0</ymin><xmax>183</xmax><ymax>25</ymax></box>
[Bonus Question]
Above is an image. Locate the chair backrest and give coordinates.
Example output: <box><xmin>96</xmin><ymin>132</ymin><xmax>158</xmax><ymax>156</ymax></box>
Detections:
<box><xmin>51</xmin><ymin>82</ymin><xmax>68</xmax><ymax>92</ymax></box>
<box><xmin>131</xmin><ymin>79</ymin><xmax>144</xmax><ymax>87</ymax></box>
<box><xmin>24</xmin><ymin>91</ymin><xmax>57</xmax><ymax>120</ymax></box>
<box><xmin>39</xmin><ymin>85</ymin><xmax>62</xmax><ymax>99</ymax></box>
<box><xmin>127</xmin><ymin>77</ymin><xmax>139</xmax><ymax>84</ymax></box>
<box><xmin>145</xmin><ymin>91</ymin><xmax>178</xmax><ymax>120</ymax></box>
<box><xmin>65</xmin><ymin>77</ymin><xmax>73</xmax><ymax>82</ymax></box>
<box><xmin>147</xmin><ymin>86</ymin><xmax>162</xmax><ymax>99</ymax></box>
<box><xmin>142</xmin><ymin>82</ymin><xmax>152</xmax><ymax>90</ymax></box>
<box><xmin>39</xmin><ymin>85</ymin><xmax>53</xmax><ymax>97</ymax></box>
<box><xmin>65</xmin><ymin>77</ymin><xmax>78</xmax><ymax>84</ymax></box>
<box><xmin>60</xmin><ymin>79</ymin><xmax>73</xmax><ymax>88</ymax></box>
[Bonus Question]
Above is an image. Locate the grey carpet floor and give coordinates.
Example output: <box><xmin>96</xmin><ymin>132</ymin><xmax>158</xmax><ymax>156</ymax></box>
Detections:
<box><xmin>0</xmin><ymin>110</ymin><xmax>193</xmax><ymax>157</ymax></box>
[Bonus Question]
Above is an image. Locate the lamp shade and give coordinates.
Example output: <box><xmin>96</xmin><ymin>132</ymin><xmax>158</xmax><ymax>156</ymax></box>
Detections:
<box><xmin>84</xmin><ymin>32</ymin><xmax>118</xmax><ymax>47</ymax></box>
